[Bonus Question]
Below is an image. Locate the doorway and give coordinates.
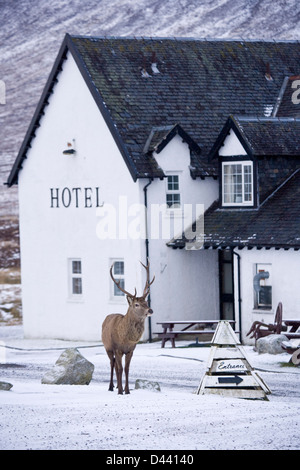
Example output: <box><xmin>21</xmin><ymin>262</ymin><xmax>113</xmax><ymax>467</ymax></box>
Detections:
<box><xmin>219</xmin><ymin>249</ymin><xmax>235</xmax><ymax>321</ymax></box>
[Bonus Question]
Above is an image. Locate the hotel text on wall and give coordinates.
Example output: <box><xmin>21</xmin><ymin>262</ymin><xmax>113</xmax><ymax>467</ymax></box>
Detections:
<box><xmin>50</xmin><ymin>187</ymin><xmax>101</xmax><ymax>208</ymax></box>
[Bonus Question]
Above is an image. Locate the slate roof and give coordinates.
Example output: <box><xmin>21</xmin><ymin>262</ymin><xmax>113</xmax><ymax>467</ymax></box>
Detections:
<box><xmin>7</xmin><ymin>34</ymin><xmax>300</xmax><ymax>186</ymax></box>
<box><xmin>209</xmin><ymin>115</ymin><xmax>300</xmax><ymax>159</ymax></box>
<box><xmin>274</xmin><ymin>75</ymin><xmax>300</xmax><ymax>118</ymax></box>
<box><xmin>143</xmin><ymin>124</ymin><xmax>201</xmax><ymax>156</ymax></box>
<box><xmin>168</xmin><ymin>168</ymin><xmax>300</xmax><ymax>250</ymax></box>
<box><xmin>230</xmin><ymin>116</ymin><xmax>300</xmax><ymax>156</ymax></box>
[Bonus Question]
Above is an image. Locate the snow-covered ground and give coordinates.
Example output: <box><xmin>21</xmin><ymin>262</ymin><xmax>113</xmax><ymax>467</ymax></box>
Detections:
<box><xmin>0</xmin><ymin>325</ymin><xmax>299</xmax><ymax>450</ymax></box>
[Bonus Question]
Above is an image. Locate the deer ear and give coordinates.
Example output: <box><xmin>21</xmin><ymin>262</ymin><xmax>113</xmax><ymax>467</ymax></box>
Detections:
<box><xmin>126</xmin><ymin>295</ymin><xmax>133</xmax><ymax>306</ymax></box>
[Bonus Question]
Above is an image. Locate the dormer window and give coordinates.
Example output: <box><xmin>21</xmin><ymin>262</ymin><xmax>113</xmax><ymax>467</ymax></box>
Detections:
<box><xmin>222</xmin><ymin>161</ymin><xmax>253</xmax><ymax>206</ymax></box>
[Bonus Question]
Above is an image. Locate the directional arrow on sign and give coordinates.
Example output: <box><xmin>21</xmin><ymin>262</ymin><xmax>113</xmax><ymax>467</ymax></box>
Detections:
<box><xmin>218</xmin><ymin>376</ymin><xmax>243</xmax><ymax>386</ymax></box>
<box><xmin>197</xmin><ymin>321</ymin><xmax>271</xmax><ymax>398</ymax></box>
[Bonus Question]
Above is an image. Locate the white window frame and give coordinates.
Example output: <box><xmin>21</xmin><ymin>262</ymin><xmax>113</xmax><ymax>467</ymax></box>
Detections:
<box><xmin>68</xmin><ymin>258</ymin><xmax>83</xmax><ymax>299</ymax></box>
<box><xmin>166</xmin><ymin>174</ymin><xmax>181</xmax><ymax>209</ymax></box>
<box><xmin>110</xmin><ymin>259</ymin><xmax>126</xmax><ymax>301</ymax></box>
<box><xmin>222</xmin><ymin>161</ymin><xmax>253</xmax><ymax>206</ymax></box>
<box><xmin>254</xmin><ymin>263</ymin><xmax>272</xmax><ymax>310</ymax></box>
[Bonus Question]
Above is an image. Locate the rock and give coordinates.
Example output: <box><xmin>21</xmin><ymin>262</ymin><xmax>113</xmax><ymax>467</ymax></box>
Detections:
<box><xmin>291</xmin><ymin>348</ymin><xmax>300</xmax><ymax>366</ymax></box>
<box><xmin>0</xmin><ymin>381</ymin><xmax>13</xmax><ymax>391</ymax></box>
<box><xmin>41</xmin><ymin>348</ymin><xmax>94</xmax><ymax>385</ymax></box>
<box><xmin>256</xmin><ymin>334</ymin><xmax>289</xmax><ymax>354</ymax></box>
<box><xmin>135</xmin><ymin>379</ymin><xmax>161</xmax><ymax>392</ymax></box>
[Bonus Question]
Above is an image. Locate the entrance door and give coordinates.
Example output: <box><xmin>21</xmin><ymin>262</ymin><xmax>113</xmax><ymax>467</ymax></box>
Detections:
<box><xmin>219</xmin><ymin>250</ymin><xmax>235</xmax><ymax>321</ymax></box>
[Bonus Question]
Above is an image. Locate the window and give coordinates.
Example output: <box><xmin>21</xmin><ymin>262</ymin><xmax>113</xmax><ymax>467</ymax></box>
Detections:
<box><xmin>111</xmin><ymin>260</ymin><xmax>125</xmax><ymax>298</ymax></box>
<box><xmin>166</xmin><ymin>175</ymin><xmax>181</xmax><ymax>209</ymax></box>
<box><xmin>222</xmin><ymin>161</ymin><xmax>253</xmax><ymax>206</ymax></box>
<box><xmin>69</xmin><ymin>259</ymin><xmax>83</xmax><ymax>297</ymax></box>
<box><xmin>254</xmin><ymin>264</ymin><xmax>272</xmax><ymax>309</ymax></box>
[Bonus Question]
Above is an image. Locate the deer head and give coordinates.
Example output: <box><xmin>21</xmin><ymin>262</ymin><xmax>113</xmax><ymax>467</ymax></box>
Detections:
<box><xmin>110</xmin><ymin>260</ymin><xmax>155</xmax><ymax>319</ymax></box>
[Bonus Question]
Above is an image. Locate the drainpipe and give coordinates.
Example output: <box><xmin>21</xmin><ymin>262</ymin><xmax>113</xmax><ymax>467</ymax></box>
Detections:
<box><xmin>233</xmin><ymin>250</ymin><xmax>242</xmax><ymax>343</ymax></box>
<box><xmin>143</xmin><ymin>178</ymin><xmax>153</xmax><ymax>342</ymax></box>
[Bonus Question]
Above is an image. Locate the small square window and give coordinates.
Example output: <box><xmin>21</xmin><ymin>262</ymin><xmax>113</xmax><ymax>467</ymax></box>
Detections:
<box><xmin>167</xmin><ymin>175</ymin><xmax>179</xmax><ymax>191</ymax></box>
<box><xmin>69</xmin><ymin>259</ymin><xmax>83</xmax><ymax>297</ymax></box>
<box><xmin>72</xmin><ymin>277</ymin><xmax>82</xmax><ymax>295</ymax></box>
<box><xmin>72</xmin><ymin>260</ymin><xmax>82</xmax><ymax>275</ymax></box>
<box><xmin>166</xmin><ymin>193</ymin><xmax>181</xmax><ymax>207</ymax></box>
<box><xmin>113</xmin><ymin>261</ymin><xmax>124</xmax><ymax>276</ymax></box>
<box><xmin>166</xmin><ymin>175</ymin><xmax>181</xmax><ymax>209</ymax></box>
<box><xmin>111</xmin><ymin>260</ymin><xmax>125</xmax><ymax>298</ymax></box>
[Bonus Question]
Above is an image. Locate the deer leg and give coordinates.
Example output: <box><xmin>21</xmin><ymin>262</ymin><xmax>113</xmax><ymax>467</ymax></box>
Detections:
<box><xmin>107</xmin><ymin>351</ymin><xmax>115</xmax><ymax>391</ymax></box>
<box><xmin>124</xmin><ymin>350</ymin><xmax>134</xmax><ymax>395</ymax></box>
<box><xmin>114</xmin><ymin>350</ymin><xmax>124</xmax><ymax>395</ymax></box>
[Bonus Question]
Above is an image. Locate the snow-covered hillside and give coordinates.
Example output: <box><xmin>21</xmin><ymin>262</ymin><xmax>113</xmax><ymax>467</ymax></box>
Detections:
<box><xmin>0</xmin><ymin>0</ymin><xmax>300</xmax><ymax>215</ymax></box>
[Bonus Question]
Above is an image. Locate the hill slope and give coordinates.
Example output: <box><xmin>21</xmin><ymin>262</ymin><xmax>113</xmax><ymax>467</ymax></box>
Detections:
<box><xmin>0</xmin><ymin>0</ymin><xmax>299</xmax><ymax>214</ymax></box>
<box><xmin>0</xmin><ymin>0</ymin><xmax>299</xmax><ymax>323</ymax></box>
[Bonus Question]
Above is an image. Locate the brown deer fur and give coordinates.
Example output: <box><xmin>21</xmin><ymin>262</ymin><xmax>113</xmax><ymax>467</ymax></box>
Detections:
<box><xmin>102</xmin><ymin>261</ymin><xmax>154</xmax><ymax>395</ymax></box>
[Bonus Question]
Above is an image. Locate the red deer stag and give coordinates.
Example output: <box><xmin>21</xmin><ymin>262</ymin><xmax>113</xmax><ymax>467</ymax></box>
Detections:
<box><xmin>102</xmin><ymin>261</ymin><xmax>155</xmax><ymax>395</ymax></box>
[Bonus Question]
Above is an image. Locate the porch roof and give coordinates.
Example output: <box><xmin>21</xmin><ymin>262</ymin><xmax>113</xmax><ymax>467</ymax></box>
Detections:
<box><xmin>168</xmin><ymin>168</ymin><xmax>300</xmax><ymax>250</ymax></box>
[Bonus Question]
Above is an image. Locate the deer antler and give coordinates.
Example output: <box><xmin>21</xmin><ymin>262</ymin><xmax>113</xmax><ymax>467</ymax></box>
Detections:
<box><xmin>110</xmin><ymin>264</ymin><xmax>137</xmax><ymax>298</ymax></box>
<box><xmin>140</xmin><ymin>259</ymin><xmax>155</xmax><ymax>298</ymax></box>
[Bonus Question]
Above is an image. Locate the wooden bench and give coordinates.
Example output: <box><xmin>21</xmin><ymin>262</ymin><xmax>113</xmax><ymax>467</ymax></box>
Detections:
<box><xmin>283</xmin><ymin>320</ymin><xmax>300</xmax><ymax>339</ymax></box>
<box><xmin>155</xmin><ymin>320</ymin><xmax>236</xmax><ymax>348</ymax></box>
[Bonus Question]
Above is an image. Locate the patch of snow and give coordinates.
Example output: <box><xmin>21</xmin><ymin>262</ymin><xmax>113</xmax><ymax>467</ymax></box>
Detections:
<box><xmin>0</xmin><ymin>325</ymin><xmax>299</xmax><ymax>450</ymax></box>
<box><xmin>141</xmin><ymin>68</ymin><xmax>151</xmax><ymax>78</ymax></box>
<box><xmin>151</xmin><ymin>63</ymin><xmax>160</xmax><ymax>74</ymax></box>
<box><xmin>264</xmin><ymin>104</ymin><xmax>274</xmax><ymax>116</ymax></box>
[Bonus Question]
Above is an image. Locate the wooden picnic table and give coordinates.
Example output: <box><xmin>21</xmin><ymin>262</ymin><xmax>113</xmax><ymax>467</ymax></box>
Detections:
<box><xmin>283</xmin><ymin>319</ymin><xmax>300</xmax><ymax>338</ymax></box>
<box><xmin>281</xmin><ymin>319</ymin><xmax>300</xmax><ymax>354</ymax></box>
<box><xmin>155</xmin><ymin>319</ymin><xmax>236</xmax><ymax>348</ymax></box>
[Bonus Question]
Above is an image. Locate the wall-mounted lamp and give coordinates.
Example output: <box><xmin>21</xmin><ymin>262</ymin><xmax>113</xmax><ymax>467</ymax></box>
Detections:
<box><xmin>63</xmin><ymin>140</ymin><xmax>76</xmax><ymax>155</ymax></box>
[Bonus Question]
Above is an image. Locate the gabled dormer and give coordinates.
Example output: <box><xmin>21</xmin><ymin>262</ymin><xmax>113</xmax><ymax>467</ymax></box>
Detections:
<box><xmin>209</xmin><ymin>115</ymin><xmax>300</xmax><ymax>210</ymax></box>
<box><xmin>143</xmin><ymin>124</ymin><xmax>205</xmax><ymax>212</ymax></box>
<box><xmin>209</xmin><ymin>116</ymin><xmax>257</xmax><ymax>208</ymax></box>
<box><xmin>143</xmin><ymin>123</ymin><xmax>202</xmax><ymax>180</ymax></box>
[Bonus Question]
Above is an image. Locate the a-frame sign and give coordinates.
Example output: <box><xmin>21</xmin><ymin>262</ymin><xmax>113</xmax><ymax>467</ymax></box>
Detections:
<box><xmin>197</xmin><ymin>321</ymin><xmax>271</xmax><ymax>400</ymax></box>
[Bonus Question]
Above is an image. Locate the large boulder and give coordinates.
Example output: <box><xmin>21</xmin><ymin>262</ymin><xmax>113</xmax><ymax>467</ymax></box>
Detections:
<box><xmin>256</xmin><ymin>334</ymin><xmax>289</xmax><ymax>354</ymax></box>
<box><xmin>0</xmin><ymin>381</ymin><xmax>13</xmax><ymax>391</ymax></box>
<box><xmin>41</xmin><ymin>348</ymin><xmax>94</xmax><ymax>385</ymax></box>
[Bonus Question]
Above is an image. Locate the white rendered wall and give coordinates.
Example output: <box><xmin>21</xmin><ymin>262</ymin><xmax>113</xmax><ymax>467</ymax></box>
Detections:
<box><xmin>218</xmin><ymin>129</ymin><xmax>247</xmax><ymax>156</ymax></box>
<box><xmin>234</xmin><ymin>248</ymin><xmax>300</xmax><ymax>344</ymax></box>
<box><xmin>18</xmin><ymin>51</ymin><xmax>142</xmax><ymax>340</ymax></box>
<box><xmin>140</xmin><ymin>135</ymin><xmax>220</xmax><ymax>328</ymax></box>
<box><xmin>18</xmin><ymin>52</ymin><xmax>220</xmax><ymax>341</ymax></box>
<box><xmin>219</xmin><ymin>130</ymin><xmax>300</xmax><ymax>343</ymax></box>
